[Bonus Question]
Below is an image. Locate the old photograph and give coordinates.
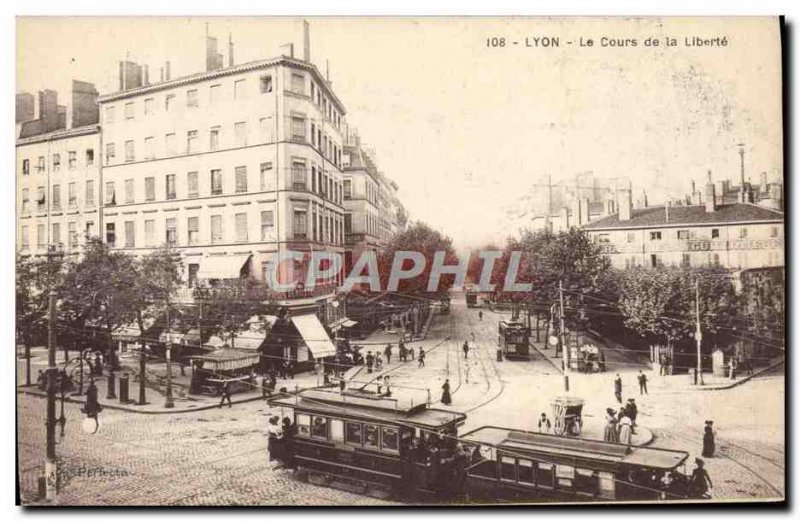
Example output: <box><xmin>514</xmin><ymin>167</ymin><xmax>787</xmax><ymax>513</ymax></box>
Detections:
<box><xmin>14</xmin><ymin>16</ymin><xmax>785</xmax><ymax>506</ymax></box>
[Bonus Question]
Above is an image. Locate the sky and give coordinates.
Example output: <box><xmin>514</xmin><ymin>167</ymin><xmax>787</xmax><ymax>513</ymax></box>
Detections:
<box><xmin>17</xmin><ymin>17</ymin><xmax>783</xmax><ymax>250</ymax></box>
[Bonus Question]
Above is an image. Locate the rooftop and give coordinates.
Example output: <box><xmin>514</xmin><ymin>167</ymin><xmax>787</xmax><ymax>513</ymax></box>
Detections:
<box><xmin>583</xmin><ymin>203</ymin><xmax>784</xmax><ymax>230</ymax></box>
<box><xmin>97</xmin><ymin>56</ymin><xmax>346</xmax><ymax>114</ymax></box>
<box><xmin>16</xmin><ymin>123</ymin><xmax>100</xmax><ymax>146</ymax></box>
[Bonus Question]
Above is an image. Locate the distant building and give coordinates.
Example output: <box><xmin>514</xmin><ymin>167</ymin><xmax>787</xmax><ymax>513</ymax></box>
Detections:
<box><xmin>583</xmin><ymin>176</ymin><xmax>784</xmax><ymax>270</ymax></box>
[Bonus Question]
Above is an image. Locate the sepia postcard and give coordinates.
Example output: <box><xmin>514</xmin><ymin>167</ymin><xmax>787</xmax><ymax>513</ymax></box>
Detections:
<box><xmin>15</xmin><ymin>16</ymin><xmax>785</xmax><ymax>507</ymax></box>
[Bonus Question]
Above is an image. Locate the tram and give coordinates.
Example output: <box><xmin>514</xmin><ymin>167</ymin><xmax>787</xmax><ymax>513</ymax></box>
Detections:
<box><xmin>268</xmin><ymin>387</ymin><xmax>467</xmax><ymax>500</ymax></box>
<box><xmin>462</xmin><ymin>426</ymin><xmax>690</xmax><ymax>503</ymax></box>
<box><xmin>465</xmin><ymin>289</ymin><xmax>479</xmax><ymax>308</ymax></box>
<box><xmin>268</xmin><ymin>389</ymin><xmax>691</xmax><ymax>503</ymax></box>
<box><xmin>498</xmin><ymin>320</ymin><xmax>530</xmax><ymax>360</ymax></box>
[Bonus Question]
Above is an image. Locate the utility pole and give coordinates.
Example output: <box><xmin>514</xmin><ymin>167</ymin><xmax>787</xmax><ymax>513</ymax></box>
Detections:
<box><xmin>695</xmin><ymin>279</ymin><xmax>703</xmax><ymax>386</ymax></box>
<box><xmin>164</xmin><ymin>301</ymin><xmax>174</xmax><ymax>408</ymax></box>
<box><xmin>45</xmin><ymin>292</ymin><xmax>57</xmax><ymax>501</ymax></box>
<box><xmin>559</xmin><ymin>280</ymin><xmax>569</xmax><ymax>392</ymax></box>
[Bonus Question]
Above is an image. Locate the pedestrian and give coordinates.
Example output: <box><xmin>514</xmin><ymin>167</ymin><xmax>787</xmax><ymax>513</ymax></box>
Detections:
<box><xmin>638</xmin><ymin>370</ymin><xmax>648</xmax><ymax>394</ymax></box>
<box><xmin>384</xmin><ymin>343</ymin><xmax>393</xmax><ymax>364</ymax></box>
<box><xmin>375</xmin><ymin>354</ymin><xmax>383</xmax><ymax>371</ymax></box>
<box><xmin>384</xmin><ymin>375</ymin><xmax>392</xmax><ymax>397</ymax></box>
<box><xmin>287</xmin><ymin>360</ymin><xmax>296</xmax><ymax>379</ymax></box>
<box><xmin>36</xmin><ymin>370</ymin><xmax>46</xmax><ymax>391</ymax></box>
<box><xmin>604</xmin><ymin>408</ymin><xmax>619</xmax><ymax>443</ymax></box>
<box><xmin>268</xmin><ymin>371</ymin><xmax>277</xmax><ymax>394</ymax></box>
<box><xmin>618</xmin><ymin>414</ymin><xmax>633</xmax><ymax>445</ymax></box>
<box><xmin>702</xmin><ymin>420</ymin><xmax>716</xmax><ymax>457</ymax></box>
<box><xmin>659</xmin><ymin>353</ymin><xmax>666</xmax><ymax>376</ymax></box>
<box><xmin>418</xmin><ymin>348</ymin><xmax>426</xmax><ymax>367</ymax></box>
<box><xmin>690</xmin><ymin>458</ymin><xmax>713</xmax><ymax>499</ymax></box>
<box><xmin>478</xmin><ymin>310</ymin><xmax>483</xmax><ymax>321</ymax></box>
<box><xmin>376</xmin><ymin>375</ymin><xmax>384</xmax><ymax>394</ymax></box>
<box><xmin>409</xmin><ymin>345</ymin><xmax>415</xmax><ymax>361</ymax></box>
<box><xmin>267</xmin><ymin>415</ymin><xmax>284</xmax><ymax>466</ymax></box>
<box><xmin>259</xmin><ymin>373</ymin><xmax>269</xmax><ymax>399</ymax></box>
<box><xmin>729</xmin><ymin>357</ymin><xmax>738</xmax><ymax>380</ymax></box>
<box><xmin>463</xmin><ymin>341</ymin><xmax>469</xmax><ymax>360</ymax></box>
<box><xmin>366</xmin><ymin>351</ymin><xmax>374</xmax><ymax>373</ymax></box>
<box><xmin>626</xmin><ymin>398</ymin><xmax>638</xmax><ymax>433</ymax></box>
<box><xmin>537</xmin><ymin>412</ymin><xmax>552</xmax><ymax>433</ymax></box>
<box><xmin>614</xmin><ymin>373</ymin><xmax>623</xmax><ymax>403</ymax></box>
<box><xmin>219</xmin><ymin>380</ymin><xmax>233</xmax><ymax>408</ymax></box>
<box><xmin>441</xmin><ymin>378</ymin><xmax>452</xmax><ymax>405</ymax></box>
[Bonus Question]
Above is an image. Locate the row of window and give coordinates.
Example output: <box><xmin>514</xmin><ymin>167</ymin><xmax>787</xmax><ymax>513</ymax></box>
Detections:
<box><xmin>595</xmin><ymin>226</ymin><xmax>780</xmax><ymax>244</ymax></box>
<box><xmin>21</xmin><ymin>182</ymin><xmax>96</xmax><ymax>213</ymax></box>
<box><xmin>106</xmin><ymin>70</ymin><xmax>343</xmax><ymax>130</ymax></box>
<box><xmin>496</xmin><ymin>452</ymin><xmax>613</xmax><ymax>497</ymax></box>
<box><xmin>295</xmin><ymin>413</ymin><xmax>400</xmax><ymax>453</ymax></box>
<box><xmin>20</xmin><ymin>221</ymin><xmax>94</xmax><ymax>250</ymax></box>
<box><xmin>101</xmin><ymin>161</ymin><xmax>343</xmax><ymax>206</ymax></box>
<box><xmin>21</xmin><ymin>149</ymin><xmax>95</xmax><ymax>175</ymax></box>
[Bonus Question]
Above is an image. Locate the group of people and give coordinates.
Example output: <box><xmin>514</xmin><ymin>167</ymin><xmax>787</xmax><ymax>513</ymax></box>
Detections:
<box><xmin>266</xmin><ymin>414</ymin><xmax>297</xmax><ymax>468</ymax></box>
<box><xmin>603</xmin><ymin>398</ymin><xmax>639</xmax><ymax>445</ymax></box>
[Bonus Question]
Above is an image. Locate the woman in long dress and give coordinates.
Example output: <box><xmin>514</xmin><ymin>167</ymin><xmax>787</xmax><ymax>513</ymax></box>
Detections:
<box><xmin>618</xmin><ymin>415</ymin><xmax>633</xmax><ymax>445</ymax></box>
<box><xmin>441</xmin><ymin>379</ymin><xmax>452</xmax><ymax>405</ymax></box>
<box><xmin>603</xmin><ymin>408</ymin><xmax>619</xmax><ymax>443</ymax></box>
<box><xmin>702</xmin><ymin>420</ymin><xmax>716</xmax><ymax>457</ymax></box>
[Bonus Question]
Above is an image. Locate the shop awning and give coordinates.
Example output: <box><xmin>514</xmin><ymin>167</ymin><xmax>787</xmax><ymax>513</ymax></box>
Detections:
<box><xmin>233</xmin><ymin>330</ymin><xmax>266</xmax><ymax>351</ymax></box>
<box><xmin>342</xmin><ymin>319</ymin><xmax>358</xmax><ymax>328</ymax></box>
<box><xmin>196</xmin><ymin>254</ymin><xmax>252</xmax><ymax>280</ymax></box>
<box><xmin>291</xmin><ymin>313</ymin><xmax>336</xmax><ymax>359</ymax></box>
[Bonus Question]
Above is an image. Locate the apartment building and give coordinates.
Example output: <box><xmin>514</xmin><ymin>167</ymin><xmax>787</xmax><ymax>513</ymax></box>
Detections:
<box><xmin>16</xmin><ymin>83</ymin><xmax>101</xmax><ymax>257</ymax></box>
<box><xmin>97</xmin><ymin>51</ymin><xmax>348</xmax><ymax>293</ymax></box>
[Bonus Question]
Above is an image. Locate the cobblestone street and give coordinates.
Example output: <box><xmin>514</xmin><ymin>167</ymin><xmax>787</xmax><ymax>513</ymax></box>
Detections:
<box><xmin>17</xmin><ymin>296</ymin><xmax>784</xmax><ymax>505</ymax></box>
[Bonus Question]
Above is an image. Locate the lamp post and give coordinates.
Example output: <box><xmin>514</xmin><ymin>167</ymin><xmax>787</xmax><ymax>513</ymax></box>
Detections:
<box><xmin>164</xmin><ymin>300</ymin><xmax>174</xmax><ymax>409</ymax></box>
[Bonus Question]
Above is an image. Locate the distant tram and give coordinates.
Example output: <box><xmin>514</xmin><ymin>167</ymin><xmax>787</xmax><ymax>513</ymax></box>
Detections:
<box><xmin>498</xmin><ymin>320</ymin><xmax>530</xmax><ymax>360</ymax></box>
<box><xmin>466</xmin><ymin>290</ymin><xmax>479</xmax><ymax>308</ymax></box>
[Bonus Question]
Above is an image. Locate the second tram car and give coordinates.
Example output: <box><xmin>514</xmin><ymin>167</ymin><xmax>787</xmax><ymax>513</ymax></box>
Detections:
<box><xmin>462</xmin><ymin>426</ymin><xmax>690</xmax><ymax>503</ymax></box>
<box><xmin>498</xmin><ymin>321</ymin><xmax>531</xmax><ymax>360</ymax></box>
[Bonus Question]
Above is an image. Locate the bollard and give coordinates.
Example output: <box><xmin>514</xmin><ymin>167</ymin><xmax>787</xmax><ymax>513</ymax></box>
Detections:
<box><xmin>119</xmin><ymin>374</ymin><xmax>130</xmax><ymax>403</ymax></box>
<box><xmin>106</xmin><ymin>371</ymin><xmax>117</xmax><ymax>400</ymax></box>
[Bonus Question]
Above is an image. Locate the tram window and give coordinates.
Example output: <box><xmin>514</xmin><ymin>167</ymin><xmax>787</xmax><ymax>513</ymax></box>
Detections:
<box><xmin>345</xmin><ymin>422</ymin><xmax>363</xmax><ymax>445</ymax></box>
<box><xmin>311</xmin><ymin>416</ymin><xmax>328</xmax><ymax>438</ymax></box>
<box><xmin>575</xmin><ymin>469</ymin><xmax>599</xmax><ymax>495</ymax></box>
<box><xmin>556</xmin><ymin>464</ymin><xmax>575</xmax><ymax>488</ymax></box>
<box><xmin>381</xmin><ymin>427</ymin><xmax>399</xmax><ymax>452</ymax></box>
<box><xmin>364</xmin><ymin>425</ymin><xmax>380</xmax><ymax>448</ymax></box>
<box><xmin>500</xmin><ymin>456</ymin><xmax>517</xmax><ymax>482</ymax></box>
<box><xmin>537</xmin><ymin>462</ymin><xmax>555</xmax><ymax>487</ymax></box>
<box><xmin>296</xmin><ymin>414</ymin><xmax>311</xmax><ymax>436</ymax></box>
<box><xmin>518</xmin><ymin>459</ymin><xmax>535</xmax><ymax>484</ymax></box>
<box><xmin>330</xmin><ymin>419</ymin><xmax>344</xmax><ymax>442</ymax></box>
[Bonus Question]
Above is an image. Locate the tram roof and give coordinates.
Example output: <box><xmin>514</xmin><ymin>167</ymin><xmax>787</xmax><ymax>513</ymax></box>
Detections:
<box><xmin>461</xmin><ymin>427</ymin><xmax>688</xmax><ymax>470</ymax></box>
<box><xmin>270</xmin><ymin>389</ymin><xmax>467</xmax><ymax>429</ymax></box>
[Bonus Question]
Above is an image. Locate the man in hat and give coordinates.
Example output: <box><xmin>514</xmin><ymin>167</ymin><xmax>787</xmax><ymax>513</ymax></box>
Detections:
<box><xmin>219</xmin><ymin>380</ymin><xmax>233</xmax><ymax>408</ymax></box>
<box><xmin>384</xmin><ymin>343</ymin><xmax>393</xmax><ymax>364</ymax></box>
<box><xmin>626</xmin><ymin>398</ymin><xmax>638</xmax><ymax>433</ymax></box>
<box><xmin>463</xmin><ymin>341</ymin><xmax>470</xmax><ymax>360</ymax></box>
<box><xmin>637</xmin><ymin>370</ymin><xmax>648</xmax><ymax>394</ymax></box>
<box><xmin>418</xmin><ymin>348</ymin><xmax>426</xmax><ymax>367</ymax></box>
<box><xmin>613</xmin><ymin>374</ymin><xmax>623</xmax><ymax>403</ymax></box>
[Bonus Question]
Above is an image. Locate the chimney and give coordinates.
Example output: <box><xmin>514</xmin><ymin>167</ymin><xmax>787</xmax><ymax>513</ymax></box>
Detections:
<box><xmin>619</xmin><ymin>189</ymin><xmax>632</xmax><ymax>221</ymax></box>
<box><xmin>738</xmin><ymin>144</ymin><xmax>747</xmax><ymax>203</ymax></box>
<box><xmin>228</xmin><ymin>32</ymin><xmax>234</xmax><ymax>67</ymax></box>
<box><xmin>205</xmin><ymin>28</ymin><xmax>224</xmax><ymax>71</ymax></box>
<box><xmin>705</xmin><ymin>170</ymin><xmax>717</xmax><ymax>213</ymax></box>
<box><xmin>279</xmin><ymin>43</ymin><xmax>295</xmax><ymax>58</ymax></box>
<box><xmin>570</xmin><ymin>198</ymin><xmax>583</xmax><ymax>227</ymax></box>
<box><xmin>69</xmin><ymin>80</ymin><xmax>99</xmax><ymax>128</ymax></box>
<box><xmin>38</xmin><ymin>89</ymin><xmax>60</xmax><ymax>132</ymax></box>
<box><xmin>303</xmin><ymin>20</ymin><xmax>311</xmax><ymax>62</ymax></box>
<box><xmin>143</xmin><ymin>65</ymin><xmax>150</xmax><ymax>85</ymax></box>
<box><xmin>160</xmin><ymin>67</ymin><xmax>164</xmax><ymax>83</ymax></box>
<box><xmin>760</xmin><ymin>171</ymin><xmax>768</xmax><ymax>192</ymax></box>
<box><xmin>665</xmin><ymin>201</ymin><xmax>671</xmax><ymax>222</ymax></box>
<box><xmin>118</xmin><ymin>60</ymin><xmax>143</xmax><ymax>91</ymax></box>
<box><xmin>165</xmin><ymin>61</ymin><xmax>171</xmax><ymax>81</ymax></box>
<box><xmin>16</xmin><ymin>92</ymin><xmax>35</xmax><ymax>123</ymax></box>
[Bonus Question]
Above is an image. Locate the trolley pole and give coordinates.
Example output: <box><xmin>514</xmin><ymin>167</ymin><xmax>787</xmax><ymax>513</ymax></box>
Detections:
<box><xmin>694</xmin><ymin>279</ymin><xmax>703</xmax><ymax>386</ymax></box>
<box><xmin>559</xmin><ymin>280</ymin><xmax>569</xmax><ymax>392</ymax></box>
<box><xmin>45</xmin><ymin>292</ymin><xmax>58</xmax><ymax>502</ymax></box>
<box><xmin>164</xmin><ymin>301</ymin><xmax>174</xmax><ymax>408</ymax></box>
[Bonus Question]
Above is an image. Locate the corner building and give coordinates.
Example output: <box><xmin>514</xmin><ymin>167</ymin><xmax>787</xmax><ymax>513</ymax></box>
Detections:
<box><xmin>97</xmin><ymin>56</ymin><xmax>348</xmax><ymax>291</ymax></box>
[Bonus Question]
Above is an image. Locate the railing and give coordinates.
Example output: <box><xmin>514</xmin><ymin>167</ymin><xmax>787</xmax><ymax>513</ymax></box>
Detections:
<box><xmin>270</xmin><ymin>283</ymin><xmax>337</xmax><ymax>301</ymax></box>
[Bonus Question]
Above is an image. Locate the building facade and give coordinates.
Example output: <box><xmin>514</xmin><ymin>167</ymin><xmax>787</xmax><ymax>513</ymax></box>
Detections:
<box><xmin>583</xmin><ymin>184</ymin><xmax>784</xmax><ymax>270</ymax></box>
<box><xmin>16</xmin><ymin>83</ymin><xmax>101</xmax><ymax>258</ymax></box>
<box><xmin>97</xmin><ymin>53</ymin><xmax>348</xmax><ymax>294</ymax></box>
